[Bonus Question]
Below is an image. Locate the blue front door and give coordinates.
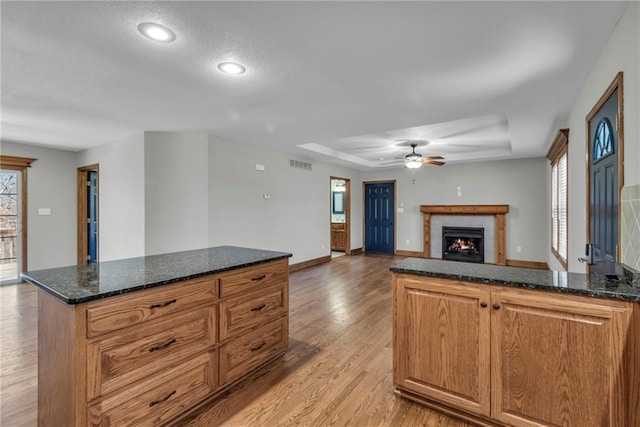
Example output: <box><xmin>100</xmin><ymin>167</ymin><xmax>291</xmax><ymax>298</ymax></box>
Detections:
<box><xmin>365</xmin><ymin>182</ymin><xmax>394</xmax><ymax>254</ymax></box>
<box><xmin>589</xmin><ymin>87</ymin><xmax>619</xmax><ymax>274</ymax></box>
<box><xmin>87</xmin><ymin>170</ymin><xmax>98</xmax><ymax>263</ymax></box>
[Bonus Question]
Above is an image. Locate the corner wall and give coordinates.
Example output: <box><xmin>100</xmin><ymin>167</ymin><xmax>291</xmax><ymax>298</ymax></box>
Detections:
<box><xmin>144</xmin><ymin>132</ymin><xmax>209</xmax><ymax>255</ymax></box>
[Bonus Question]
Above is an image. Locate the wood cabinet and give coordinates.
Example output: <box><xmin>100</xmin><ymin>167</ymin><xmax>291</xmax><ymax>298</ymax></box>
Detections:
<box><xmin>38</xmin><ymin>258</ymin><xmax>289</xmax><ymax>426</ymax></box>
<box><xmin>394</xmin><ymin>277</ymin><xmax>491</xmax><ymax>417</ymax></box>
<box><xmin>393</xmin><ymin>273</ymin><xmax>639</xmax><ymax>427</ymax></box>
<box><xmin>331</xmin><ymin>222</ymin><xmax>346</xmax><ymax>251</ymax></box>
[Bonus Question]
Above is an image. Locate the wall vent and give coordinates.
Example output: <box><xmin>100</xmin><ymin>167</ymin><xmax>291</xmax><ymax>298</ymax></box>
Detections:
<box><xmin>289</xmin><ymin>158</ymin><xmax>312</xmax><ymax>171</ymax></box>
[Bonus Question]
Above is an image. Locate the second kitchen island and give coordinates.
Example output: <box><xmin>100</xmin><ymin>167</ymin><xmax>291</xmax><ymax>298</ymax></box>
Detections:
<box><xmin>391</xmin><ymin>258</ymin><xmax>640</xmax><ymax>427</ymax></box>
<box><xmin>21</xmin><ymin>245</ymin><xmax>292</xmax><ymax>426</ymax></box>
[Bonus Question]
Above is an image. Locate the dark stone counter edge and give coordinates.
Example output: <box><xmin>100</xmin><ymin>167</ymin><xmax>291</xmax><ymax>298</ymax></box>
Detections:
<box><xmin>21</xmin><ymin>254</ymin><xmax>292</xmax><ymax>305</ymax></box>
<box><xmin>389</xmin><ymin>267</ymin><xmax>640</xmax><ymax>303</ymax></box>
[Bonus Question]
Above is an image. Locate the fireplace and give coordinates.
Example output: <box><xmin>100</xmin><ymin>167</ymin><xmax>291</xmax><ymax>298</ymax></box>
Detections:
<box><xmin>442</xmin><ymin>227</ymin><xmax>484</xmax><ymax>264</ymax></box>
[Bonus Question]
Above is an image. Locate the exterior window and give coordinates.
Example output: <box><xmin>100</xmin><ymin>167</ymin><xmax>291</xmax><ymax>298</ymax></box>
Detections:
<box><xmin>547</xmin><ymin>129</ymin><xmax>569</xmax><ymax>269</ymax></box>
<box><xmin>593</xmin><ymin>118</ymin><xmax>614</xmax><ymax>161</ymax></box>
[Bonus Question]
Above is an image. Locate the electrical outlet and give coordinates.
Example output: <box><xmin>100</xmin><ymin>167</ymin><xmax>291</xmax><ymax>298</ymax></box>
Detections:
<box><xmin>516</xmin><ymin>246</ymin><xmax>522</xmax><ymax>253</ymax></box>
<box><xmin>321</xmin><ymin>243</ymin><xmax>326</xmax><ymax>250</ymax></box>
<box><xmin>457</xmin><ymin>186</ymin><xmax>462</xmax><ymax>197</ymax></box>
<box><xmin>406</xmin><ymin>239</ymin><xmax>410</xmax><ymax>245</ymax></box>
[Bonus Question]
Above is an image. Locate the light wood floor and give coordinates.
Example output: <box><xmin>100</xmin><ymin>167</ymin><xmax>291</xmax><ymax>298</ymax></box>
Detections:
<box><xmin>0</xmin><ymin>254</ymin><xmax>471</xmax><ymax>426</ymax></box>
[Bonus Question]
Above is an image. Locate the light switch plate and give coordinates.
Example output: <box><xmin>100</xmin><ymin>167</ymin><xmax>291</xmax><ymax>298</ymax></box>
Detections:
<box><xmin>38</xmin><ymin>208</ymin><xmax>51</xmax><ymax>215</ymax></box>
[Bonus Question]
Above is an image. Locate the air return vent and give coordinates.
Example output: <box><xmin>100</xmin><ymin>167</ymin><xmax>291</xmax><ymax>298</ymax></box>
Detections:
<box><xmin>289</xmin><ymin>159</ymin><xmax>312</xmax><ymax>171</ymax></box>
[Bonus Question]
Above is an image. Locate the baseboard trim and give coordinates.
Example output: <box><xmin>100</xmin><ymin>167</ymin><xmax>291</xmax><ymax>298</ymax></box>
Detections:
<box><xmin>350</xmin><ymin>247</ymin><xmax>363</xmax><ymax>255</ymax></box>
<box><xmin>506</xmin><ymin>259</ymin><xmax>549</xmax><ymax>270</ymax></box>
<box><xmin>289</xmin><ymin>255</ymin><xmax>331</xmax><ymax>272</ymax></box>
<box><xmin>395</xmin><ymin>250</ymin><xmax>424</xmax><ymax>257</ymax></box>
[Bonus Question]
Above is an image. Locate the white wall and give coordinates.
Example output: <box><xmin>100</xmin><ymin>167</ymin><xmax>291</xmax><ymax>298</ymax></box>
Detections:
<box><xmin>144</xmin><ymin>132</ymin><xmax>209</xmax><ymax>255</ymax></box>
<box><xmin>0</xmin><ymin>141</ymin><xmax>77</xmax><ymax>269</ymax></box>
<box><xmin>77</xmin><ymin>133</ymin><xmax>145</xmax><ymax>261</ymax></box>
<box><xmin>208</xmin><ymin>136</ymin><xmax>362</xmax><ymax>264</ymax></box>
<box><xmin>361</xmin><ymin>157</ymin><xmax>549</xmax><ymax>263</ymax></box>
<box><xmin>563</xmin><ymin>2</ymin><xmax>639</xmax><ymax>272</ymax></box>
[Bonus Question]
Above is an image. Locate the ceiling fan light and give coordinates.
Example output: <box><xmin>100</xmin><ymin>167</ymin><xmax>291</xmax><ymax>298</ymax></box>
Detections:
<box><xmin>405</xmin><ymin>160</ymin><xmax>422</xmax><ymax>169</ymax></box>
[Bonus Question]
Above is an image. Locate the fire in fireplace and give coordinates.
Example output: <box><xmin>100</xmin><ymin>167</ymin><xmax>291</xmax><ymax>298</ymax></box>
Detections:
<box><xmin>442</xmin><ymin>227</ymin><xmax>484</xmax><ymax>264</ymax></box>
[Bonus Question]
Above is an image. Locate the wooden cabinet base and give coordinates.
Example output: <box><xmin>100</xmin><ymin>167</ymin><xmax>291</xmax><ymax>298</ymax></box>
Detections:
<box><xmin>395</xmin><ymin>388</ymin><xmax>506</xmax><ymax>427</ymax></box>
<box><xmin>37</xmin><ymin>259</ymin><xmax>290</xmax><ymax>427</ymax></box>
<box><xmin>393</xmin><ymin>273</ymin><xmax>640</xmax><ymax>427</ymax></box>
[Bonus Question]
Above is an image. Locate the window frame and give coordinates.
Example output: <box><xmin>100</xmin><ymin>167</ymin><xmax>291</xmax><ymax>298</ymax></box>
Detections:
<box><xmin>546</xmin><ymin>129</ymin><xmax>569</xmax><ymax>270</ymax></box>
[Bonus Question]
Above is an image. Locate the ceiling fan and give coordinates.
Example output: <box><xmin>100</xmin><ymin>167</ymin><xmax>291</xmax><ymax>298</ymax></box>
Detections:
<box><xmin>382</xmin><ymin>143</ymin><xmax>445</xmax><ymax>168</ymax></box>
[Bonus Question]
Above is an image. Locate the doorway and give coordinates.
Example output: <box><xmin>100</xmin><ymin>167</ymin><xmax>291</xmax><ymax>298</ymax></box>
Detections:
<box><xmin>330</xmin><ymin>177</ymin><xmax>351</xmax><ymax>257</ymax></box>
<box><xmin>364</xmin><ymin>181</ymin><xmax>395</xmax><ymax>254</ymax></box>
<box><xmin>77</xmin><ymin>164</ymin><xmax>99</xmax><ymax>264</ymax></box>
<box><xmin>586</xmin><ymin>73</ymin><xmax>624</xmax><ymax>274</ymax></box>
<box><xmin>0</xmin><ymin>170</ymin><xmax>22</xmax><ymax>284</ymax></box>
<box><xmin>0</xmin><ymin>155</ymin><xmax>34</xmax><ymax>285</ymax></box>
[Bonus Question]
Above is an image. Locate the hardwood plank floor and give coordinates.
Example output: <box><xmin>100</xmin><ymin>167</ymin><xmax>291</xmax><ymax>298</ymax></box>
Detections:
<box><xmin>0</xmin><ymin>254</ymin><xmax>471</xmax><ymax>426</ymax></box>
<box><xmin>0</xmin><ymin>282</ymin><xmax>38</xmax><ymax>427</ymax></box>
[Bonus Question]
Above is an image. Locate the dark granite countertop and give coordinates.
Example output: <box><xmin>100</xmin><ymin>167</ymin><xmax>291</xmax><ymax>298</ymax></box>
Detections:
<box><xmin>390</xmin><ymin>258</ymin><xmax>640</xmax><ymax>302</ymax></box>
<box><xmin>21</xmin><ymin>245</ymin><xmax>292</xmax><ymax>304</ymax></box>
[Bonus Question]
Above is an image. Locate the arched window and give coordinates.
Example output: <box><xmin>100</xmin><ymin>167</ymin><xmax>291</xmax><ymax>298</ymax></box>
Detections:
<box><xmin>593</xmin><ymin>118</ymin><xmax>614</xmax><ymax>162</ymax></box>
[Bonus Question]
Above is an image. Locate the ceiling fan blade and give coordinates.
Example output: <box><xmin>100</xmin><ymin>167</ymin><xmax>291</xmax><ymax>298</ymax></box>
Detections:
<box><xmin>423</xmin><ymin>159</ymin><xmax>445</xmax><ymax>166</ymax></box>
<box><xmin>425</xmin><ymin>155</ymin><xmax>444</xmax><ymax>160</ymax></box>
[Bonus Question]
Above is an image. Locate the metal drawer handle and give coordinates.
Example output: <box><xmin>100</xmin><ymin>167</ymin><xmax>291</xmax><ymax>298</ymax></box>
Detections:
<box><xmin>251</xmin><ymin>275</ymin><xmax>266</xmax><ymax>281</ymax></box>
<box><xmin>149</xmin><ymin>338</ymin><xmax>176</xmax><ymax>353</ymax></box>
<box><xmin>249</xmin><ymin>341</ymin><xmax>266</xmax><ymax>352</ymax></box>
<box><xmin>251</xmin><ymin>303</ymin><xmax>266</xmax><ymax>312</ymax></box>
<box><xmin>149</xmin><ymin>390</ymin><xmax>176</xmax><ymax>407</ymax></box>
<box><xmin>149</xmin><ymin>299</ymin><xmax>177</xmax><ymax>309</ymax></box>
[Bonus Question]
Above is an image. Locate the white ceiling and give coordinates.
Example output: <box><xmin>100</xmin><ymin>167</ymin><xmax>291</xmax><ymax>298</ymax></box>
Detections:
<box><xmin>1</xmin><ymin>1</ymin><xmax>629</xmax><ymax>170</ymax></box>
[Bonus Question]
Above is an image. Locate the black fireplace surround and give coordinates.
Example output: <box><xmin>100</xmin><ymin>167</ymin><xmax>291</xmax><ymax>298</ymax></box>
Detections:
<box><xmin>442</xmin><ymin>226</ymin><xmax>484</xmax><ymax>264</ymax></box>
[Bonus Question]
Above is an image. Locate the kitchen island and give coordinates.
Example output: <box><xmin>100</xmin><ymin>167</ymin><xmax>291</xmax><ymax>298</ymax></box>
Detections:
<box><xmin>390</xmin><ymin>258</ymin><xmax>640</xmax><ymax>427</ymax></box>
<box><xmin>21</xmin><ymin>245</ymin><xmax>292</xmax><ymax>426</ymax></box>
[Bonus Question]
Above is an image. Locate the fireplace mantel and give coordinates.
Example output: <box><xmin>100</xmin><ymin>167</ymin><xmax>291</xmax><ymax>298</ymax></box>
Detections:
<box><xmin>420</xmin><ymin>205</ymin><xmax>509</xmax><ymax>265</ymax></box>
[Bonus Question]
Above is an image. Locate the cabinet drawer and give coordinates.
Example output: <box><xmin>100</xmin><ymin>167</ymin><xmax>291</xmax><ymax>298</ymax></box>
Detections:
<box><xmin>219</xmin><ymin>316</ymin><xmax>288</xmax><ymax>386</ymax></box>
<box><xmin>86</xmin><ymin>276</ymin><xmax>218</xmax><ymax>338</ymax></box>
<box><xmin>87</xmin><ymin>306</ymin><xmax>216</xmax><ymax>401</ymax></box>
<box><xmin>219</xmin><ymin>259</ymin><xmax>288</xmax><ymax>299</ymax></box>
<box><xmin>88</xmin><ymin>351</ymin><xmax>216</xmax><ymax>427</ymax></box>
<box><xmin>220</xmin><ymin>283</ymin><xmax>287</xmax><ymax>341</ymax></box>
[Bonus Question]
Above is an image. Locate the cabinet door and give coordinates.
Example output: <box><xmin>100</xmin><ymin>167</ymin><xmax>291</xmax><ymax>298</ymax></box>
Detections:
<box><xmin>394</xmin><ymin>276</ymin><xmax>491</xmax><ymax>417</ymax></box>
<box><xmin>491</xmin><ymin>290</ymin><xmax>629</xmax><ymax>427</ymax></box>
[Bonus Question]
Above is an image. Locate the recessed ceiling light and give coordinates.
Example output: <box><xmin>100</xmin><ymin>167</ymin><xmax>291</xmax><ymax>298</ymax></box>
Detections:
<box><xmin>137</xmin><ymin>22</ymin><xmax>176</xmax><ymax>43</ymax></box>
<box><xmin>218</xmin><ymin>62</ymin><xmax>247</xmax><ymax>75</ymax></box>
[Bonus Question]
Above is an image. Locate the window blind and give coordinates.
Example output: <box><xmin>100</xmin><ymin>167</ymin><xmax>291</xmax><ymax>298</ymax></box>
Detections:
<box><xmin>558</xmin><ymin>154</ymin><xmax>567</xmax><ymax>260</ymax></box>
